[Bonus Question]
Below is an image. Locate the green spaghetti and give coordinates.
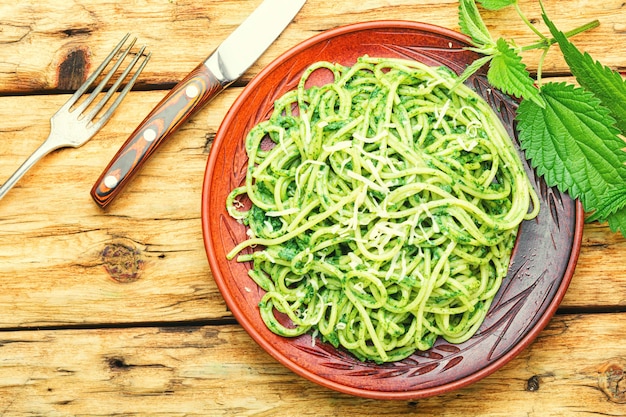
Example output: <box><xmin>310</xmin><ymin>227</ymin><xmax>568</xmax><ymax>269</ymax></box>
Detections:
<box><xmin>226</xmin><ymin>56</ymin><xmax>539</xmax><ymax>363</ymax></box>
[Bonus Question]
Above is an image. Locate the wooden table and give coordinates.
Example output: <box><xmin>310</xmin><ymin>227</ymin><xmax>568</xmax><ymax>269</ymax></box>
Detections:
<box><xmin>0</xmin><ymin>1</ymin><xmax>624</xmax><ymax>415</ymax></box>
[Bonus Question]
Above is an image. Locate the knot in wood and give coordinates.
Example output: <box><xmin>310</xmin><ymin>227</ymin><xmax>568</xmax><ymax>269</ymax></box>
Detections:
<box><xmin>107</xmin><ymin>356</ymin><xmax>132</xmax><ymax>371</ymax></box>
<box><xmin>525</xmin><ymin>375</ymin><xmax>540</xmax><ymax>391</ymax></box>
<box><xmin>57</xmin><ymin>47</ymin><xmax>90</xmax><ymax>91</ymax></box>
<box><xmin>598</xmin><ymin>360</ymin><xmax>626</xmax><ymax>403</ymax></box>
<box><xmin>101</xmin><ymin>242</ymin><xmax>143</xmax><ymax>283</ymax></box>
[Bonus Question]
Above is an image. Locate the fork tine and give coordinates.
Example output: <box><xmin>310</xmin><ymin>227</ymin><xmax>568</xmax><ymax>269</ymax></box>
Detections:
<box><xmin>0</xmin><ymin>34</ymin><xmax>149</xmax><ymax>202</ymax></box>
<box><xmin>85</xmin><ymin>45</ymin><xmax>151</xmax><ymax>126</ymax></box>
<box><xmin>90</xmin><ymin>51</ymin><xmax>152</xmax><ymax>131</ymax></box>
<box><xmin>63</xmin><ymin>33</ymin><xmax>132</xmax><ymax>110</ymax></box>
<box><xmin>72</xmin><ymin>36</ymin><xmax>138</xmax><ymax>116</ymax></box>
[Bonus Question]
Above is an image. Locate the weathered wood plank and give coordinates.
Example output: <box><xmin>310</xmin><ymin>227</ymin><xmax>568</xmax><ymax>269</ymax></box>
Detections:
<box><xmin>0</xmin><ymin>89</ymin><xmax>228</xmax><ymax>327</ymax></box>
<box><xmin>0</xmin><ymin>313</ymin><xmax>624</xmax><ymax>416</ymax></box>
<box><xmin>0</xmin><ymin>85</ymin><xmax>624</xmax><ymax>328</ymax></box>
<box><xmin>0</xmin><ymin>2</ymin><xmax>624</xmax><ymax>415</ymax></box>
<box><xmin>564</xmin><ymin>221</ymin><xmax>626</xmax><ymax>310</ymax></box>
<box><xmin>0</xmin><ymin>0</ymin><xmax>623</xmax><ymax>94</ymax></box>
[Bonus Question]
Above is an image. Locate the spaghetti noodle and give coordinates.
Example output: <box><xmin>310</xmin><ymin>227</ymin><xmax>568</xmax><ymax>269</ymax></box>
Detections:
<box><xmin>226</xmin><ymin>56</ymin><xmax>539</xmax><ymax>363</ymax></box>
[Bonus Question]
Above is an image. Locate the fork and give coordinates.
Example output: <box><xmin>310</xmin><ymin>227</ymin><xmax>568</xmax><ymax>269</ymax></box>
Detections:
<box><xmin>0</xmin><ymin>33</ymin><xmax>151</xmax><ymax>200</ymax></box>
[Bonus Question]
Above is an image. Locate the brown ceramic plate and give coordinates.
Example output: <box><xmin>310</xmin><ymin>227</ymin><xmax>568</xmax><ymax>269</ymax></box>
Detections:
<box><xmin>201</xmin><ymin>21</ymin><xmax>584</xmax><ymax>400</ymax></box>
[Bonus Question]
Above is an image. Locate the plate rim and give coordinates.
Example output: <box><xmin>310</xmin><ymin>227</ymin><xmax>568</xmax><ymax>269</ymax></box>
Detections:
<box><xmin>201</xmin><ymin>19</ymin><xmax>585</xmax><ymax>400</ymax></box>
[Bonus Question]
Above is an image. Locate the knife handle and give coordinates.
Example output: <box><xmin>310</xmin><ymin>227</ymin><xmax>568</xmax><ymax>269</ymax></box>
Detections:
<box><xmin>91</xmin><ymin>61</ymin><xmax>224</xmax><ymax>208</ymax></box>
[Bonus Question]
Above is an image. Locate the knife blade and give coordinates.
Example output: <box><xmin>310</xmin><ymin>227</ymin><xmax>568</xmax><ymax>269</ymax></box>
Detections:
<box><xmin>90</xmin><ymin>0</ymin><xmax>306</xmax><ymax>208</ymax></box>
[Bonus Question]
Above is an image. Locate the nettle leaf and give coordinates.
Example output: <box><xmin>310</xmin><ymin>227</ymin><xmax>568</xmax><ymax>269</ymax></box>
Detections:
<box><xmin>543</xmin><ymin>13</ymin><xmax>626</xmax><ymax>133</ymax></box>
<box><xmin>488</xmin><ymin>38</ymin><xmax>544</xmax><ymax>107</ymax></box>
<box><xmin>606</xmin><ymin>208</ymin><xmax>626</xmax><ymax>236</ymax></box>
<box><xmin>456</xmin><ymin>55</ymin><xmax>493</xmax><ymax>85</ymax></box>
<box><xmin>517</xmin><ymin>82</ymin><xmax>626</xmax><ymax>212</ymax></box>
<box><xmin>458</xmin><ymin>0</ymin><xmax>494</xmax><ymax>47</ymax></box>
<box><xmin>587</xmin><ymin>187</ymin><xmax>626</xmax><ymax>222</ymax></box>
<box><xmin>478</xmin><ymin>0</ymin><xmax>517</xmax><ymax>11</ymax></box>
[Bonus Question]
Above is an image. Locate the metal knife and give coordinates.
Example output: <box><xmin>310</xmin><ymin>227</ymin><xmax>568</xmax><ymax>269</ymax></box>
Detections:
<box><xmin>90</xmin><ymin>0</ymin><xmax>306</xmax><ymax>208</ymax></box>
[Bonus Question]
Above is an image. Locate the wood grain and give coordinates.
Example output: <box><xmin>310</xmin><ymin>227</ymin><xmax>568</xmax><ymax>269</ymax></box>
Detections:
<box><xmin>0</xmin><ymin>89</ymin><xmax>225</xmax><ymax>327</ymax></box>
<box><xmin>0</xmin><ymin>0</ymin><xmax>624</xmax><ymax>93</ymax></box>
<box><xmin>0</xmin><ymin>86</ymin><xmax>623</xmax><ymax>327</ymax></box>
<box><xmin>0</xmin><ymin>313</ymin><xmax>624</xmax><ymax>416</ymax></box>
<box><xmin>1</xmin><ymin>0</ymin><xmax>626</xmax><ymax>414</ymax></box>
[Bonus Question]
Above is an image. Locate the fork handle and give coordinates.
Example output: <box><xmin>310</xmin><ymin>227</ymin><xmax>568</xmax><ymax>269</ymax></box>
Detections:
<box><xmin>0</xmin><ymin>136</ymin><xmax>60</xmax><ymax>200</ymax></box>
<box><xmin>90</xmin><ymin>62</ymin><xmax>227</xmax><ymax>208</ymax></box>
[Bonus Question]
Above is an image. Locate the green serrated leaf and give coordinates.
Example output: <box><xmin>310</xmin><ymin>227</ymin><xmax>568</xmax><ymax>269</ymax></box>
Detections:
<box><xmin>487</xmin><ymin>38</ymin><xmax>544</xmax><ymax>107</ymax></box>
<box><xmin>458</xmin><ymin>0</ymin><xmax>494</xmax><ymax>47</ymax></box>
<box><xmin>517</xmin><ymin>82</ymin><xmax>626</xmax><ymax>212</ymax></box>
<box><xmin>588</xmin><ymin>189</ymin><xmax>626</xmax><ymax>238</ymax></box>
<box><xmin>542</xmin><ymin>12</ymin><xmax>626</xmax><ymax>134</ymax></box>
<box><xmin>478</xmin><ymin>0</ymin><xmax>517</xmax><ymax>11</ymax></box>
<box><xmin>607</xmin><ymin>209</ymin><xmax>626</xmax><ymax>237</ymax></box>
<box><xmin>586</xmin><ymin>187</ymin><xmax>626</xmax><ymax>223</ymax></box>
<box><xmin>455</xmin><ymin>55</ymin><xmax>493</xmax><ymax>86</ymax></box>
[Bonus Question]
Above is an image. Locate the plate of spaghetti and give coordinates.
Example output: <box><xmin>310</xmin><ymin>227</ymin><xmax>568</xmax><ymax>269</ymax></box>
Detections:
<box><xmin>201</xmin><ymin>21</ymin><xmax>583</xmax><ymax>399</ymax></box>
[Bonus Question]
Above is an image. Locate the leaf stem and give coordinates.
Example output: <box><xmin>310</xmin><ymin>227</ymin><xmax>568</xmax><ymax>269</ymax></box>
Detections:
<box><xmin>521</xmin><ymin>20</ymin><xmax>600</xmax><ymax>52</ymax></box>
<box><xmin>564</xmin><ymin>19</ymin><xmax>601</xmax><ymax>37</ymax></box>
<box><xmin>536</xmin><ymin>46</ymin><xmax>549</xmax><ymax>88</ymax></box>
<box><xmin>515</xmin><ymin>2</ymin><xmax>546</xmax><ymax>40</ymax></box>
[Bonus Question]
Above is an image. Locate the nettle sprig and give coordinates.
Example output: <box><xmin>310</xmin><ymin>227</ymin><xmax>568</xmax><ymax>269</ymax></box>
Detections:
<box><xmin>458</xmin><ymin>0</ymin><xmax>626</xmax><ymax>236</ymax></box>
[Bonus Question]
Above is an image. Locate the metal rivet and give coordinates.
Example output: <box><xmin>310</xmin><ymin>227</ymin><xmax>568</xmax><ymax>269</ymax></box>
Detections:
<box><xmin>143</xmin><ymin>128</ymin><xmax>157</xmax><ymax>142</ymax></box>
<box><xmin>104</xmin><ymin>175</ymin><xmax>118</xmax><ymax>189</ymax></box>
<box><xmin>185</xmin><ymin>84</ymin><xmax>199</xmax><ymax>98</ymax></box>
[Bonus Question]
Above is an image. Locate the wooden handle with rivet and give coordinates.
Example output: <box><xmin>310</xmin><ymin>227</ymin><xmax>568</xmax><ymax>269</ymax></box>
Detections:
<box><xmin>91</xmin><ymin>61</ymin><xmax>225</xmax><ymax>208</ymax></box>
